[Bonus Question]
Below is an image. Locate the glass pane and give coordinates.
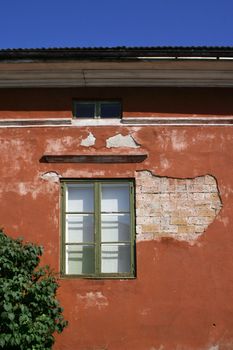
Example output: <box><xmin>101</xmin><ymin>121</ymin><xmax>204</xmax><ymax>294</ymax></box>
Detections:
<box><xmin>75</xmin><ymin>103</ymin><xmax>95</xmax><ymax>118</ymax></box>
<box><xmin>100</xmin><ymin>102</ymin><xmax>121</xmax><ymax>118</ymax></box>
<box><xmin>67</xmin><ymin>184</ymin><xmax>94</xmax><ymax>212</ymax></box>
<box><xmin>66</xmin><ymin>214</ymin><xmax>94</xmax><ymax>243</ymax></box>
<box><xmin>66</xmin><ymin>245</ymin><xmax>95</xmax><ymax>274</ymax></box>
<box><xmin>101</xmin><ymin>183</ymin><xmax>130</xmax><ymax>212</ymax></box>
<box><xmin>101</xmin><ymin>244</ymin><xmax>131</xmax><ymax>273</ymax></box>
<box><xmin>101</xmin><ymin>214</ymin><xmax>130</xmax><ymax>242</ymax></box>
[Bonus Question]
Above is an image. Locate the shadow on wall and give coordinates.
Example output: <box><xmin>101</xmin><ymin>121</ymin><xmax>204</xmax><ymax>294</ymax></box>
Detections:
<box><xmin>0</xmin><ymin>87</ymin><xmax>232</xmax><ymax>116</ymax></box>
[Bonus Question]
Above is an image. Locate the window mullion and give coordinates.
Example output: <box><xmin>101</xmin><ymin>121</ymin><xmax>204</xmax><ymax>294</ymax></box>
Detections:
<box><xmin>61</xmin><ymin>182</ymin><xmax>66</xmax><ymax>275</ymax></box>
<box><xmin>95</xmin><ymin>182</ymin><xmax>101</xmax><ymax>275</ymax></box>
<box><xmin>95</xmin><ymin>102</ymin><xmax>101</xmax><ymax>119</ymax></box>
<box><xmin>130</xmin><ymin>181</ymin><xmax>135</xmax><ymax>275</ymax></box>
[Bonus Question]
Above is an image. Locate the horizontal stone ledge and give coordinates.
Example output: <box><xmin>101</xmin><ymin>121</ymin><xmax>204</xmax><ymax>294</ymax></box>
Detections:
<box><xmin>40</xmin><ymin>154</ymin><xmax>148</xmax><ymax>164</ymax></box>
<box><xmin>122</xmin><ymin>117</ymin><xmax>233</xmax><ymax>125</ymax></box>
<box><xmin>1</xmin><ymin>117</ymin><xmax>232</xmax><ymax>128</ymax></box>
<box><xmin>0</xmin><ymin>119</ymin><xmax>72</xmax><ymax>127</ymax></box>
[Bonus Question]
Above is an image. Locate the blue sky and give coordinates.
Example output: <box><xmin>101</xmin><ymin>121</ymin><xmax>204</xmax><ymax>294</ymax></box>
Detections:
<box><xmin>0</xmin><ymin>0</ymin><xmax>232</xmax><ymax>49</ymax></box>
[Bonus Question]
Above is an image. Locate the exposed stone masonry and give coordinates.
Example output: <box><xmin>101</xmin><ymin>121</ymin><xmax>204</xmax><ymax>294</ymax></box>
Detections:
<box><xmin>136</xmin><ymin>171</ymin><xmax>222</xmax><ymax>242</ymax></box>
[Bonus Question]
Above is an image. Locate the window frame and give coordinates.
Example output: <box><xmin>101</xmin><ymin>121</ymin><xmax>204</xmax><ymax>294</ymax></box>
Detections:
<box><xmin>72</xmin><ymin>100</ymin><xmax>122</xmax><ymax>119</ymax></box>
<box><xmin>60</xmin><ymin>179</ymin><xmax>135</xmax><ymax>279</ymax></box>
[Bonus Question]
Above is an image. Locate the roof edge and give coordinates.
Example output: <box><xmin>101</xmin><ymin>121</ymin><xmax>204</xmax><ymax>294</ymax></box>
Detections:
<box><xmin>0</xmin><ymin>46</ymin><xmax>233</xmax><ymax>61</ymax></box>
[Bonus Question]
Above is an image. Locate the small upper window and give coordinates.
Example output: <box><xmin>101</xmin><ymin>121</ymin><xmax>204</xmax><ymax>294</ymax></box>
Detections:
<box><xmin>73</xmin><ymin>101</ymin><xmax>121</xmax><ymax>119</ymax></box>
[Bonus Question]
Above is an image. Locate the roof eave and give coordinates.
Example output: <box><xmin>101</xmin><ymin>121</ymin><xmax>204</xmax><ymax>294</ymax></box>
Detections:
<box><xmin>0</xmin><ymin>46</ymin><xmax>233</xmax><ymax>61</ymax></box>
<box><xmin>0</xmin><ymin>47</ymin><xmax>233</xmax><ymax>88</ymax></box>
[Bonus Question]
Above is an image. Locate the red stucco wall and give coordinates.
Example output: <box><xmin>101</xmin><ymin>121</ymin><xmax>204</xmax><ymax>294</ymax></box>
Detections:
<box><xmin>0</xmin><ymin>87</ymin><xmax>233</xmax><ymax>350</ymax></box>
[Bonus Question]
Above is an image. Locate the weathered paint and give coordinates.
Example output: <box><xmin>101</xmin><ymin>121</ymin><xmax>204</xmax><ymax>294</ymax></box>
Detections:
<box><xmin>0</xmin><ymin>87</ymin><xmax>233</xmax><ymax>350</ymax></box>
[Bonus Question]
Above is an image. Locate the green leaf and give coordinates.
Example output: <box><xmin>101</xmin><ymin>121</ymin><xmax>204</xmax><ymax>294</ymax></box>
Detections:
<box><xmin>0</xmin><ymin>230</ymin><xmax>68</xmax><ymax>350</ymax></box>
<box><xmin>8</xmin><ymin>313</ymin><xmax>15</xmax><ymax>321</ymax></box>
<box><xmin>0</xmin><ymin>338</ymin><xmax>5</xmax><ymax>347</ymax></box>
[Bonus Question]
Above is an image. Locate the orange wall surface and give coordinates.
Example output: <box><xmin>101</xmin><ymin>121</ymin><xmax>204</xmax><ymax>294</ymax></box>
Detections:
<box><xmin>0</xmin><ymin>87</ymin><xmax>233</xmax><ymax>350</ymax></box>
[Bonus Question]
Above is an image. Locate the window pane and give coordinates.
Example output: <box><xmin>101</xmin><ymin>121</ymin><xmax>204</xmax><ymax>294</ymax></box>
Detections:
<box><xmin>101</xmin><ymin>244</ymin><xmax>131</xmax><ymax>273</ymax></box>
<box><xmin>66</xmin><ymin>245</ymin><xmax>95</xmax><ymax>274</ymax></box>
<box><xmin>75</xmin><ymin>103</ymin><xmax>95</xmax><ymax>118</ymax></box>
<box><xmin>101</xmin><ymin>183</ymin><xmax>130</xmax><ymax>212</ymax></box>
<box><xmin>101</xmin><ymin>214</ymin><xmax>130</xmax><ymax>242</ymax></box>
<box><xmin>100</xmin><ymin>102</ymin><xmax>121</xmax><ymax>118</ymax></box>
<box><xmin>66</xmin><ymin>214</ymin><xmax>94</xmax><ymax>243</ymax></box>
<box><xmin>67</xmin><ymin>184</ymin><xmax>94</xmax><ymax>212</ymax></box>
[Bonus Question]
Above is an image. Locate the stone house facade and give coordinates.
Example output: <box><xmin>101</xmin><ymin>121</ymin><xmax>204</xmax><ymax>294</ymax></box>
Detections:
<box><xmin>0</xmin><ymin>47</ymin><xmax>233</xmax><ymax>350</ymax></box>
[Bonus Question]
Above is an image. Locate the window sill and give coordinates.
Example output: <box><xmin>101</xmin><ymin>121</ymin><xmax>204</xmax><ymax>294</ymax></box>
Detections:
<box><xmin>59</xmin><ymin>274</ymin><xmax>136</xmax><ymax>280</ymax></box>
<box><xmin>72</xmin><ymin>118</ymin><xmax>122</xmax><ymax>126</ymax></box>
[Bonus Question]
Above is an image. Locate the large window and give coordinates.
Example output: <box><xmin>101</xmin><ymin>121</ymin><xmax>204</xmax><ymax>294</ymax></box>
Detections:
<box><xmin>61</xmin><ymin>179</ymin><xmax>135</xmax><ymax>278</ymax></box>
<box><xmin>73</xmin><ymin>101</ymin><xmax>121</xmax><ymax>119</ymax></box>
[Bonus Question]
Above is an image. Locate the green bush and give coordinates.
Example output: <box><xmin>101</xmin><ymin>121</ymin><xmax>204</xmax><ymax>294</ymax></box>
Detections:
<box><xmin>0</xmin><ymin>230</ymin><xmax>68</xmax><ymax>350</ymax></box>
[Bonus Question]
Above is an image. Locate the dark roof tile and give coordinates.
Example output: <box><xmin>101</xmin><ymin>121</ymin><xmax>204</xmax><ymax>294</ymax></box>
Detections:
<box><xmin>0</xmin><ymin>46</ymin><xmax>232</xmax><ymax>60</ymax></box>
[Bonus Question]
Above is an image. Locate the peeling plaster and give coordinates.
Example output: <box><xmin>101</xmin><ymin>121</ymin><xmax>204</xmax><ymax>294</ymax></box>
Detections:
<box><xmin>106</xmin><ymin>133</ymin><xmax>140</xmax><ymax>148</ymax></box>
<box><xmin>170</xmin><ymin>130</ymin><xmax>188</xmax><ymax>151</ymax></box>
<box><xmin>218</xmin><ymin>216</ymin><xmax>229</xmax><ymax>227</ymax></box>
<box><xmin>18</xmin><ymin>182</ymin><xmax>29</xmax><ymax>196</ymax></box>
<box><xmin>219</xmin><ymin>183</ymin><xmax>233</xmax><ymax>199</ymax></box>
<box><xmin>63</xmin><ymin>169</ymin><xmax>106</xmax><ymax>178</ymax></box>
<box><xmin>77</xmin><ymin>292</ymin><xmax>108</xmax><ymax>309</ymax></box>
<box><xmin>208</xmin><ymin>346</ymin><xmax>219</xmax><ymax>350</ymax></box>
<box><xmin>45</xmin><ymin>136</ymin><xmax>79</xmax><ymax>153</ymax></box>
<box><xmin>159</xmin><ymin>155</ymin><xmax>171</xmax><ymax>171</ymax></box>
<box><xmin>80</xmin><ymin>132</ymin><xmax>96</xmax><ymax>147</ymax></box>
<box><xmin>0</xmin><ymin>173</ymin><xmax>60</xmax><ymax>200</ymax></box>
<box><xmin>0</xmin><ymin>138</ymin><xmax>34</xmax><ymax>174</ymax></box>
<box><xmin>40</xmin><ymin>171</ymin><xmax>61</xmax><ymax>183</ymax></box>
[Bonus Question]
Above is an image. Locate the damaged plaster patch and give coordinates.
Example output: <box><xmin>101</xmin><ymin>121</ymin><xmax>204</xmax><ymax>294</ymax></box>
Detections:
<box><xmin>159</xmin><ymin>155</ymin><xmax>171</xmax><ymax>171</ymax></box>
<box><xmin>40</xmin><ymin>171</ymin><xmax>61</xmax><ymax>183</ymax></box>
<box><xmin>170</xmin><ymin>130</ymin><xmax>188</xmax><ymax>151</ymax></box>
<box><xmin>77</xmin><ymin>292</ymin><xmax>108</xmax><ymax>309</ymax></box>
<box><xmin>18</xmin><ymin>182</ymin><xmax>29</xmax><ymax>196</ymax></box>
<box><xmin>106</xmin><ymin>133</ymin><xmax>140</xmax><ymax>148</ymax></box>
<box><xmin>0</xmin><ymin>171</ymin><xmax>60</xmax><ymax>201</ymax></box>
<box><xmin>63</xmin><ymin>169</ymin><xmax>105</xmax><ymax>178</ymax></box>
<box><xmin>45</xmin><ymin>136</ymin><xmax>77</xmax><ymax>153</ymax></box>
<box><xmin>80</xmin><ymin>132</ymin><xmax>96</xmax><ymax>147</ymax></box>
<box><xmin>3</xmin><ymin>178</ymin><xmax>58</xmax><ymax>201</ymax></box>
<box><xmin>136</xmin><ymin>171</ymin><xmax>222</xmax><ymax>242</ymax></box>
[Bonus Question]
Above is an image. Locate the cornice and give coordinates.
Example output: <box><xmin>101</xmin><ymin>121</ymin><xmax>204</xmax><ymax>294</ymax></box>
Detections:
<box><xmin>0</xmin><ymin>60</ymin><xmax>232</xmax><ymax>87</ymax></box>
